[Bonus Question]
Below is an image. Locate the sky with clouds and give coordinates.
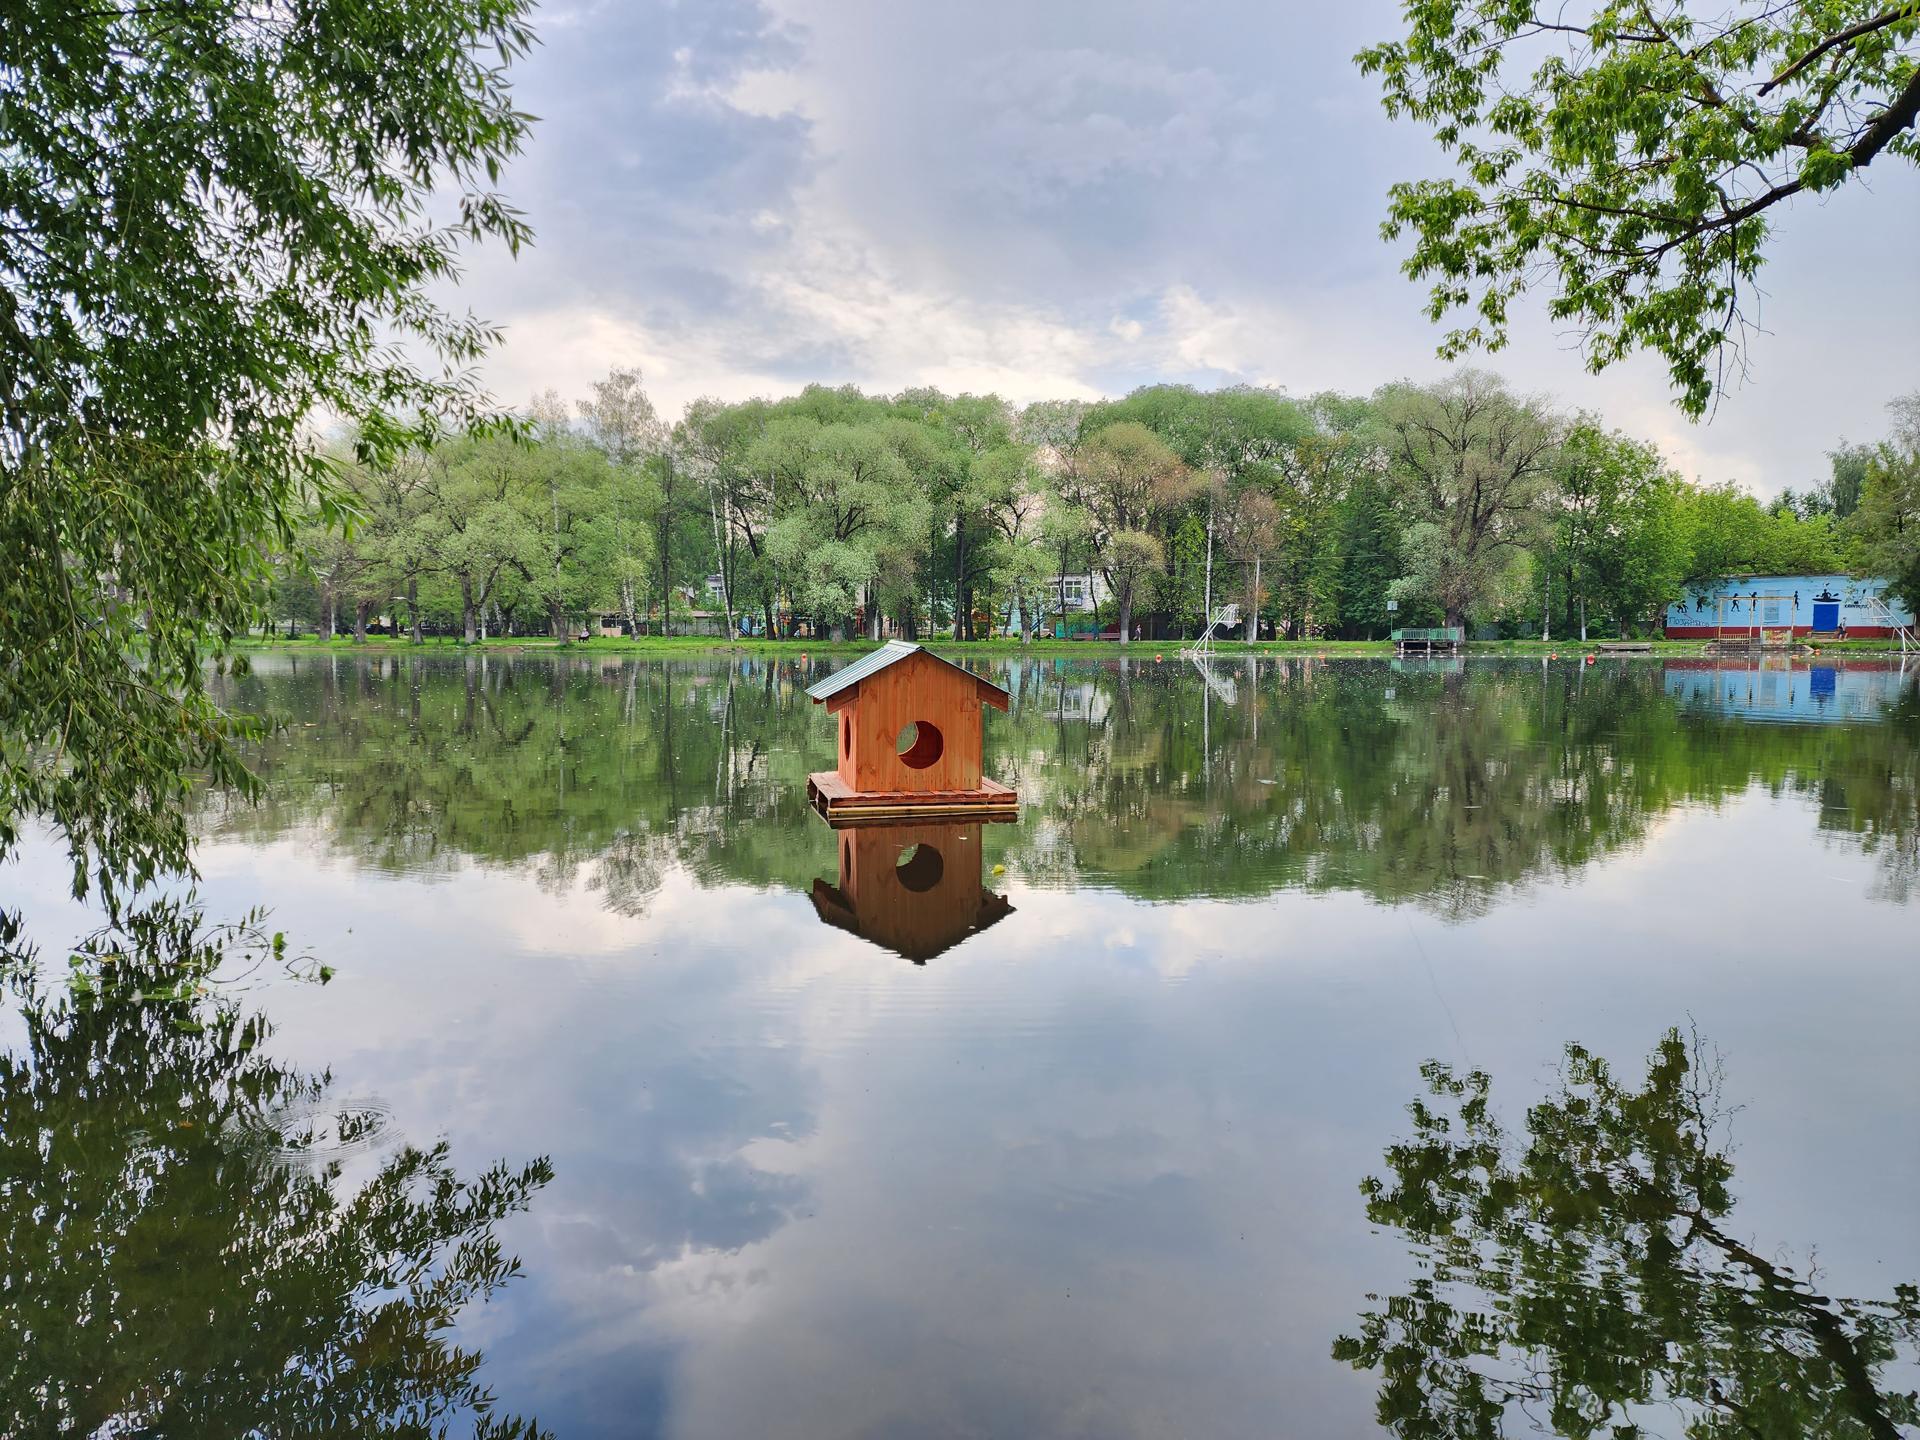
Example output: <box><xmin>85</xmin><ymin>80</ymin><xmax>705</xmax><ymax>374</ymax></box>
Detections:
<box><xmin>452</xmin><ymin>0</ymin><xmax>1920</xmax><ymax>497</ymax></box>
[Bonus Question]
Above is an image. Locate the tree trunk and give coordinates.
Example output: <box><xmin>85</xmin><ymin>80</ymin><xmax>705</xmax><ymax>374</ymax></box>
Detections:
<box><xmin>710</xmin><ymin>484</ymin><xmax>734</xmax><ymax>639</ymax></box>
<box><xmin>324</xmin><ymin>585</ymin><xmax>337</xmax><ymax>640</ymax></box>
<box><xmin>954</xmin><ymin>507</ymin><xmax>966</xmax><ymax>640</ymax></box>
<box><xmin>1118</xmin><ymin>586</ymin><xmax>1133</xmax><ymax>646</ymax></box>
<box><xmin>549</xmin><ymin>595</ymin><xmax>564</xmax><ymax>640</ymax></box>
<box><xmin>1202</xmin><ymin>495</ymin><xmax>1214</xmax><ymax>634</ymax></box>
<box><xmin>660</xmin><ymin>450</ymin><xmax>674</xmax><ymax>639</ymax></box>
<box><xmin>1579</xmin><ymin>595</ymin><xmax>1588</xmax><ymax>643</ymax></box>
<box><xmin>462</xmin><ymin>575</ymin><xmax>478</xmax><ymax>645</ymax></box>
<box><xmin>353</xmin><ymin>598</ymin><xmax>370</xmax><ymax>644</ymax></box>
<box><xmin>409</xmin><ymin>576</ymin><xmax>422</xmax><ymax>644</ymax></box>
<box><xmin>1244</xmin><ymin>555</ymin><xmax>1260</xmax><ymax>642</ymax></box>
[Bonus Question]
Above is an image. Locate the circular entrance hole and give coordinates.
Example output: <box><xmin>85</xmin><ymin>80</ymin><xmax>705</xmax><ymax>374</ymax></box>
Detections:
<box><xmin>895</xmin><ymin>842</ymin><xmax>944</xmax><ymax>892</ymax></box>
<box><xmin>895</xmin><ymin>720</ymin><xmax>944</xmax><ymax>770</ymax></box>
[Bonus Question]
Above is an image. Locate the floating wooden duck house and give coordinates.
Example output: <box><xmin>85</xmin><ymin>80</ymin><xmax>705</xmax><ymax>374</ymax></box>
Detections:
<box><xmin>805</xmin><ymin>640</ymin><xmax>1017</xmax><ymax>823</ymax></box>
<box><xmin>811</xmin><ymin>822</ymin><xmax>1013</xmax><ymax>963</ymax></box>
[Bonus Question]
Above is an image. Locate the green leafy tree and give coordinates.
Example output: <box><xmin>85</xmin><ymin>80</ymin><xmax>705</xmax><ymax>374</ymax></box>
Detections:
<box><xmin>1218</xmin><ymin>485</ymin><xmax>1280</xmax><ymax>641</ymax></box>
<box><xmin>1058</xmin><ymin>421</ymin><xmax>1194</xmax><ymax>643</ymax></box>
<box><xmin>1829</xmin><ymin>442</ymin><xmax>1875</xmax><ymax>521</ymax></box>
<box><xmin>1270</xmin><ymin>432</ymin><xmax>1363</xmax><ymax>638</ymax></box>
<box><xmin>1676</xmin><ymin>481</ymin><xmax>1845</xmax><ymax>582</ymax></box>
<box><xmin>577</xmin><ymin>368</ymin><xmax>667</xmax><ymax>635</ymax></box>
<box><xmin>1337</xmin><ymin>1028</ymin><xmax>1920</xmax><ymax>1438</ymax></box>
<box><xmin>761</xmin><ymin>417</ymin><xmax>933</xmax><ymax>638</ymax></box>
<box><xmin>1037</xmin><ymin>504</ymin><xmax>1097</xmax><ymax>637</ymax></box>
<box><xmin>518</xmin><ymin>401</ymin><xmax>624</xmax><ymax>639</ymax></box>
<box><xmin>0</xmin><ymin>0</ymin><xmax>535</xmax><ymax>908</ymax></box>
<box><xmin>1080</xmin><ymin>385</ymin><xmax>1314</xmax><ymax>634</ymax></box>
<box><xmin>1359</xmin><ymin>0</ymin><xmax>1920</xmax><ymax>415</ymax></box>
<box><xmin>892</xmin><ymin>390</ymin><xmax>1018</xmax><ymax>640</ymax></box>
<box><xmin>1553</xmin><ymin>424</ymin><xmax>1690</xmax><ymax>638</ymax></box>
<box><xmin>978</xmin><ymin>443</ymin><xmax>1054</xmax><ymax>641</ymax></box>
<box><xmin>1379</xmin><ymin>372</ymin><xmax>1561</xmax><ymax>628</ymax></box>
<box><xmin>1846</xmin><ymin>393</ymin><xmax>1920</xmax><ymax>611</ymax></box>
<box><xmin>420</xmin><ymin>437</ymin><xmax>544</xmax><ymax>644</ymax></box>
<box><xmin>1336</xmin><ymin>460</ymin><xmax>1413</xmax><ymax>637</ymax></box>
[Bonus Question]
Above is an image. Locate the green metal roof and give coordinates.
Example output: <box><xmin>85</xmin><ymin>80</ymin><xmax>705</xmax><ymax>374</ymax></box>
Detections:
<box><xmin>804</xmin><ymin>640</ymin><xmax>1007</xmax><ymax>704</ymax></box>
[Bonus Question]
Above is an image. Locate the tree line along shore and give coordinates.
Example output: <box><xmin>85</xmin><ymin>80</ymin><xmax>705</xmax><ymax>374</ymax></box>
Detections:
<box><xmin>278</xmin><ymin>374</ymin><xmax>1920</xmax><ymax>650</ymax></box>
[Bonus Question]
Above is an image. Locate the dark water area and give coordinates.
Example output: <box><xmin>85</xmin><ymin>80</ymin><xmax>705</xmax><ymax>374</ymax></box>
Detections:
<box><xmin>4</xmin><ymin>652</ymin><xmax>1918</xmax><ymax>1437</ymax></box>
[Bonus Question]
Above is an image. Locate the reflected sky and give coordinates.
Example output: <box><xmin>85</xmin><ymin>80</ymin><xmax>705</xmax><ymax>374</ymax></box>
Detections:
<box><xmin>2</xmin><ymin>655</ymin><xmax>1916</xmax><ymax>1437</ymax></box>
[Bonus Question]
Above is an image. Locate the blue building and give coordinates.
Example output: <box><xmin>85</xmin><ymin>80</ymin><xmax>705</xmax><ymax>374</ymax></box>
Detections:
<box><xmin>1663</xmin><ymin>574</ymin><xmax>1914</xmax><ymax>640</ymax></box>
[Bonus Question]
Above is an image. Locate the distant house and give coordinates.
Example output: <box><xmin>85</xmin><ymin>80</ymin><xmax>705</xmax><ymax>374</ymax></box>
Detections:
<box><xmin>1663</xmin><ymin>575</ymin><xmax>1914</xmax><ymax>640</ymax></box>
<box><xmin>1008</xmin><ymin>571</ymin><xmax>1110</xmax><ymax>637</ymax></box>
<box><xmin>1050</xmin><ymin>572</ymin><xmax>1107</xmax><ymax>614</ymax></box>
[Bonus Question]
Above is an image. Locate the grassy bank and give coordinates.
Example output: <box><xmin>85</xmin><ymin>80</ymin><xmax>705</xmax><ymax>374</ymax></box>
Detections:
<box><xmin>228</xmin><ymin>633</ymin><xmax>1916</xmax><ymax>659</ymax></box>
<box><xmin>235</xmin><ymin>633</ymin><xmax>1399</xmax><ymax>657</ymax></box>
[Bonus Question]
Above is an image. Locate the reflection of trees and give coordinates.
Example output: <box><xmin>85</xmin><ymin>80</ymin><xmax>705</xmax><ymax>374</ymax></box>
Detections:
<box><xmin>1336</xmin><ymin>1029</ymin><xmax>1920</xmax><ymax>1438</ymax></box>
<box><xmin>0</xmin><ymin>901</ymin><xmax>552</xmax><ymax>1438</ymax></box>
<box><xmin>206</xmin><ymin>655</ymin><xmax>1920</xmax><ymax>918</ymax></box>
<box><xmin>995</xmin><ymin>660</ymin><xmax>1920</xmax><ymax>917</ymax></box>
<box><xmin>206</xmin><ymin>654</ymin><xmax>826</xmax><ymax>907</ymax></box>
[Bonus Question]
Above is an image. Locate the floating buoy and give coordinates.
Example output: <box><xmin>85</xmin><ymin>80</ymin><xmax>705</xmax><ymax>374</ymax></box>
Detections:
<box><xmin>992</xmin><ymin>863</ymin><xmax>1005</xmax><ymax>876</ymax></box>
<box><xmin>1585</xmin><ymin>655</ymin><xmax>1596</xmax><ymax>665</ymax></box>
<box><xmin>1155</xmin><ymin>653</ymin><xmax>1163</xmax><ymax>662</ymax></box>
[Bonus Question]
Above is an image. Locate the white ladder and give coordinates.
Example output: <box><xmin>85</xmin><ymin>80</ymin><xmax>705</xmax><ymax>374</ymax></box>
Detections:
<box><xmin>1863</xmin><ymin>594</ymin><xmax>1917</xmax><ymax>655</ymax></box>
<box><xmin>1182</xmin><ymin>603</ymin><xmax>1241</xmax><ymax>658</ymax></box>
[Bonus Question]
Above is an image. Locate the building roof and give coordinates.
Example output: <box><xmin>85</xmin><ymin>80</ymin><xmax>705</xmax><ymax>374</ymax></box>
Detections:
<box><xmin>804</xmin><ymin>640</ymin><xmax>1010</xmax><ymax>707</ymax></box>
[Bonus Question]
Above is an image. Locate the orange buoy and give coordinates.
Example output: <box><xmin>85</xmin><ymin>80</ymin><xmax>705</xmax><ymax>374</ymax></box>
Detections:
<box><xmin>1155</xmin><ymin>653</ymin><xmax>1163</xmax><ymax>662</ymax></box>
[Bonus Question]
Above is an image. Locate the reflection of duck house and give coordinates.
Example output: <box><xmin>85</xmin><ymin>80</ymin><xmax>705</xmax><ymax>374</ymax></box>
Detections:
<box><xmin>804</xmin><ymin>641</ymin><xmax>1017</xmax><ymax>823</ymax></box>
<box><xmin>811</xmin><ymin>823</ymin><xmax>1013</xmax><ymax>963</ymax></box>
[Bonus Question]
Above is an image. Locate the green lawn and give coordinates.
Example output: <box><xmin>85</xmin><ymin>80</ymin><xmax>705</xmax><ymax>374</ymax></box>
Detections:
<box><xmin>229</xmin><ymin>633</ymin><xmax>1918</xmax><ymax>658</ymax></box>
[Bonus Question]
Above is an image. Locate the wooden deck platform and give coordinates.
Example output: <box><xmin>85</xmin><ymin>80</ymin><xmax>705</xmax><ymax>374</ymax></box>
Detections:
<box><xmin>1392</xmin><ymin>626</ymin><xmax>1465</xmax><ymax>655</ymax></box>
<box><xmin>807</xmin><ymin>771</ymin><xmax>1019</xmax><ymax>825</ymax></box>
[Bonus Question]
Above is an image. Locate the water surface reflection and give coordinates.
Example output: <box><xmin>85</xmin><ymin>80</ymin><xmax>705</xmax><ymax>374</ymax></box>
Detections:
<box><xmin>1340</xmin><ymin>1029</ymin><xmax>1920</xmax><ymax>1438</ymax></box>
<box><xmin>202</xmin><ymin>653</ymin><xmax>1920</xmax><ymax>913</ymax></box>
<box><xmin>812</xmin><ymin>821</ymin><xmax>1014</xmax><ymax>962</ymax></box>
<box><xmin>1</xmin><ymin>654</ymin><xmax>1914</xmax><ymax>1437</ymax></box>
<box><xmin>0</xmin><ymin>901</ymin><xmax>551</xmax><ymax>1438</ymax></box>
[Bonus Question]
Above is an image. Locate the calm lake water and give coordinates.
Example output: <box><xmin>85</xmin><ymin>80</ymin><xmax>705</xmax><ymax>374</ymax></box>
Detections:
<box><xmin>4</xmin><ymin>652</ymin><xmax>1918</xmax><ymax>1438</ymax></box>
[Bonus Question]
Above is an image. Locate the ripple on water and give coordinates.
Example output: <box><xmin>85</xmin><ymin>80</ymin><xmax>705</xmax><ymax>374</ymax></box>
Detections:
<box><xmin>226</xmin><ymin>1096</ymin><xmax>399</xmax><ymax>1167</ymax></box>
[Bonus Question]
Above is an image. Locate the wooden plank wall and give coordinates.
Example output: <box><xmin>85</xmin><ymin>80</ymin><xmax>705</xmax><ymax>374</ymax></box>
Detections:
<box><xmin>838</xmin><ymin>654</ymin><xmax>985</xmax><ymax>794</ymax></box>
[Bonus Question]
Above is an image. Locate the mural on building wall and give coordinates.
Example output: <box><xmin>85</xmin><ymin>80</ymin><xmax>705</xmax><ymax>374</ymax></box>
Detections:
<box><xmin>1663</xmin><ymin>575</ymin><xmax>1915</xmax><ymax>639</ymax></box>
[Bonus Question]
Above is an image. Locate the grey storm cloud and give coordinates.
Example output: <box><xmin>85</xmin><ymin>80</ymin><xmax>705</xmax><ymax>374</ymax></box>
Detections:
<box><xmin>456</xmin><ymin>0</ymin><xmax>1920</xmax><ymax>495</ymax></box>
